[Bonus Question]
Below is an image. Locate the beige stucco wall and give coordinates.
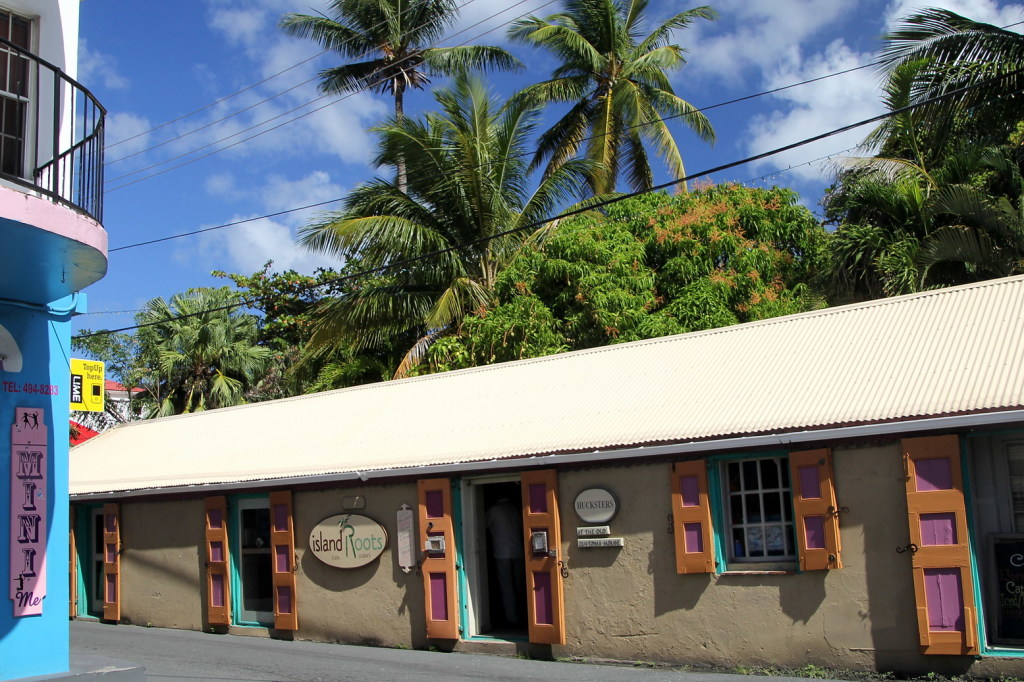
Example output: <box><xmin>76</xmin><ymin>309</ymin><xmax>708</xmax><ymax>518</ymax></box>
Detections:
<box><xmin>293</xmin><ymin>482</ymin><xmax>425</xmax><ymax>649</ymax></box>
<box><xmin>555</xmin><ymin>443</ymin><xmax>1024</xmax><ymax>677</ymax></box>
<box><xmin>119</xmin><ymin>498</ymin><xmax>205</xmax><ymax>631</ymax></box>
<box><xmin>91</xmin><ymin>439</ymin><xmax>1024</xmax><ymax>676</ymax></box>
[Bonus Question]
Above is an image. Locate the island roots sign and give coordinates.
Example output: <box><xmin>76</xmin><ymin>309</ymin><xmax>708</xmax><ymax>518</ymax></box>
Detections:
<box><xmin>309</xmin><ymin>514</ymin><xmax>387</xmax><ymax>569</ymax></box>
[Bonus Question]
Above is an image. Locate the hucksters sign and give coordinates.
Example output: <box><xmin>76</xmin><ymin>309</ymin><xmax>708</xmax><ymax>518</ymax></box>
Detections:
<box><xmin>309</xmin><ymin>514</ymin><xmax>387</xmax><ymax>568</ymax></box>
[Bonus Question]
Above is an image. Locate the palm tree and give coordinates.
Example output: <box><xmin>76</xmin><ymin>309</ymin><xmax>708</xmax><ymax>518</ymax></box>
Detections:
<box><xmin>507</xmin><ymin>0</ymin><xmax>716</xmax><ymax>194</ymax></box>
<box><xmin>281</xmin><ymin>0</ymin><xmax>520</xmax><ymax>191</ymax></box>
<box><xmin>298</xmin><ymin>72</ymin><xmax>597</xmax><ymax>378</ymax></box>
<box><xmin>135</xmin><ymin>288</ymin><xmax>274</xmax><ymax>416</ymax></box>
<box><xmin>878</xmin><ymin>8</ymin><xmax>1024</xmax><ymax>147</ymax></box>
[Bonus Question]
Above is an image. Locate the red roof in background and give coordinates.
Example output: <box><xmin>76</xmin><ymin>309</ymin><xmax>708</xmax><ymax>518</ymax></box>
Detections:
<box><xmin>105</xmin><ymin>380</ymin><xmax>144</xmax><ymax>394</ymax></box>
<box><xmin>70</xmin><ymin>420</ymin><xmax>100</xmax><ymax>446</ymax></box>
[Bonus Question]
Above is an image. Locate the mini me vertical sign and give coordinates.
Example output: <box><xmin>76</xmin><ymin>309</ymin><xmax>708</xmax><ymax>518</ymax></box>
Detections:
<box><xmin>10</xmin><ymin>407</ymin><xmax>47</xmax><ymax>616</ymax></box>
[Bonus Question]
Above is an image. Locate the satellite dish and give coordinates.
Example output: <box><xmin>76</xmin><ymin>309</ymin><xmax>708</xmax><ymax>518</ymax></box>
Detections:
<box><xmin>0</xmin><ymin>323</ymin><xmax>22</xmax><ymax>372</ymax></box>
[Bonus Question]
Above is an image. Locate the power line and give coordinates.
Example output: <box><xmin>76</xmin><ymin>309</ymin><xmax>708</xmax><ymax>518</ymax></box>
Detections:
<box><xmin>109</xmin><ymin>198</ymin><xmax>344</xmax><ymax>252</ymax></box>
<box><xmin>104</xmin><ymin>0</ymin><xmax>487</xmax><ymax>166</ymax></box>
<box><xmin>105</xmin><ymin>51</ymin><xmax>328</xmax><ymax>151</ymax></box>
<box><xmin>99</xmin><ymin>62</ymin><xmax>888</xmax><ymax>249</ymax></box>
<box><xmin>75</xmin><ymin>71</ymin><xmax>1022</xmax><ymax>340</ymax></box>
<box><xmin>103</xmin><ymin>0</ymin><xmax>556</xmax><ymax>191</ymax></box>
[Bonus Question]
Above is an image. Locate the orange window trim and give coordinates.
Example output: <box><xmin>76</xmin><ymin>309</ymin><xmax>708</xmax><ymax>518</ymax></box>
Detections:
<box><xmin>670</xmin><ymin>460</ymin><xmax>716</xmax><ymax>574</ymax></box>
<box><xmin>789</xmin><ymin>449</ymin><xmax>843</xmax><ymax>571</ymax></box>
<box><xmin>902</xmin><ymin>435</ymin><xmax>979</xmax><ymax>656</ymax></box>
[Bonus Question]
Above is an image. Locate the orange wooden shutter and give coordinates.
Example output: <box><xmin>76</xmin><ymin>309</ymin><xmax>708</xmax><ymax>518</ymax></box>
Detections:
<box><xmin>269</xmin><ymin>490</ymin><xmax>298</xmax><ymax>631</ymax></box>
<box><xmin>670</xmin><ymin>460</ymin><xmax>715</xmax><ymax>574</ymax></box>
<box><xmin>521</xmin><ymin>469</ymin><xmax>566</xmax><ymax>645</ymax></box>
<box><xmin>902</xmin><ymin>435</ymin><xmax>978</xmax><ymax>655</ymax></box>
<box><xmin>102</xmin><ymin>502</ymin><xmax>120</xmax><ymax>622</ymax></box>
<box><xmin>789</xmin><ymin>449</ymin><xmax>843</xmax><ymax>571</ymax></box>
<box><xmin>205</xmin><ymin>496</ymin><xmax>232</xmax><ymax>626</ymax></box>
<box><xmin>417</xmin><ymin>478</ymin><xmax>459</xmax><ymax>639</ymax></box>
<box><xmin>69</xmin><ymin>506</ymin><xmax>77</xmax><ymax>618</ymax></box>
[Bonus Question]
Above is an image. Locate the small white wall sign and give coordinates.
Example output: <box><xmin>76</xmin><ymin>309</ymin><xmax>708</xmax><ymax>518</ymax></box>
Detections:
<box><xmin>396</xmin><ymin>504</ymin><xmax>415</xmax><ymax>574</ymax></box>
<box><xmin>577</xmin><ymin>526</ymin><xmax>610</xmax><ymax>537</ymax></box>
<box><xmin>578</xmin><ymin>537</ymin><xmax>625</xmax><ymax>548</ymax></box>
<box><xmin>573</xmin><ymin>487</ymin><xmax>618</xmax><ymax>524</ymax></box>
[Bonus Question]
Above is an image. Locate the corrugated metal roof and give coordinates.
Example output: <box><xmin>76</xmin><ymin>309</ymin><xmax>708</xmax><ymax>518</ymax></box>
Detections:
<box><xmin>70</xmin><ymin>275</ymin><xmax>1024</xmax><ymax>496</ymax></box>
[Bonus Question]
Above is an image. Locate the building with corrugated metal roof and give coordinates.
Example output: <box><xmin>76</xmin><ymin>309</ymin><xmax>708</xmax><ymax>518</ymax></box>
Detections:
<box><xmin>69</xmin><ymin>274</ymin><xmax>1024</xmax><ymax>675</ymax></box>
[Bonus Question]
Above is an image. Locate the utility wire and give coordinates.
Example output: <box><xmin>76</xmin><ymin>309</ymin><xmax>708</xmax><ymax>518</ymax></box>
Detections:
<box><xmin>75</xmin><ymin>70</ymin><xmax>1024</xmax><ymax>340</ymax></box>
<box><xmin>104</xmin><ymin>0</ymin><xmax>487</xmax><ymax>165</ymax></box>
<box><xmin>105</xmin><ymin>51</ymin><xmax>328</xmax><ymax>150</ymax></box>
<box><xmin>104</xmin><ymin>0</ymin><xmax>556</xmax><ymax>190</ymax></box>
<box><xmin>104</xmin><ymin>16</ymin><xmax>1024</xmax><ymax>188</ymax></box>
<box><xmin>106</xmin><ymin>142</ymin><xmax>855</xmax><ymax>253</ymax></box>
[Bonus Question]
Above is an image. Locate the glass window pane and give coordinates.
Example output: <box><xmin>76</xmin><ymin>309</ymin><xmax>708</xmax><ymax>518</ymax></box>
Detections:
<box><xmin>730</xmin><ymin>493</ymin><xmax>743</xmax><ymax>524</ymax></box>
<box><xmin>1008</xmin><ymin>444</ymin><xmax>1024</xmax><ymax>532</ymax></box>
<box><xmin>11</xmin><ymin>16</ymin><xmax>28</xmax><ymax>49</ymax></box>
<box><xmin>722</xmin><ymin>456</ymin><xmax>796</xmax><ymax>563</ymax></box>
<box><xmin>732</xmin><ymin>527</ymin><xmax>746</xmax><ymax>558</ymax></box>
<box><xmin>742</xmin><ymin>461</ymin><xmax>758</xmax><ymax>490</ymax></box>
<box><xmin>745</xmin><ymin>493</ymin><xmax>761</xmax><ymax>523</ymax></box>
<box><xmin>727</xmin><ymin>462</ymin><xmax>741</xmax><ymax>492</ymax></box>
<box><xmin>761</xmin><ymin>459</ymin><xmax>779</xmax><ymax>489</ymax></box>
<box><xmin>241</xmin><ymin>508</ymin><xmax>270</xmax><ymax>549</ymax></box>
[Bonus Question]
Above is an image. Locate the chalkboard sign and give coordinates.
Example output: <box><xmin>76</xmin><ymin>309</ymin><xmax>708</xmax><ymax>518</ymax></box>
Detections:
<box><xmin>993</xmin><ymin>535</ymin><xmax>1024</xmax><ymax>642</ymax></box>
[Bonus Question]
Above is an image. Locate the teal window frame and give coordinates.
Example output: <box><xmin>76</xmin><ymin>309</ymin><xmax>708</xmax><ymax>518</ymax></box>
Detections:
<box><xmin>963</xmin><ymin>430</ymin><xmax>1024</xmax><ymax>657</ymax></box>
<box><xmin>228</xmin><ymin>493</ymin><xmax>272</xmax><ymax>628</ymax></box>
<box><xmin>707</xmin><ymin>451</ymin><xmax>800</xmax><ymax>573</ymax></box>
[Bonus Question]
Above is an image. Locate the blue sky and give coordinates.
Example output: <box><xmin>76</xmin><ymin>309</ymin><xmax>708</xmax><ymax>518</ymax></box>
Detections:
<box><xmin>72</xmin><ymin>0</ymin><xmax>1024</xmax><ymax>335</ymax></box>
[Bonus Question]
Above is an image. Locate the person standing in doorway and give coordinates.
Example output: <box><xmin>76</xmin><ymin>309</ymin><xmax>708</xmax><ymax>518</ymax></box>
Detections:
<box><xmin>486</xmin><ymin>495</ymin><xmax>524</xmax><ymax>626</ymax></box>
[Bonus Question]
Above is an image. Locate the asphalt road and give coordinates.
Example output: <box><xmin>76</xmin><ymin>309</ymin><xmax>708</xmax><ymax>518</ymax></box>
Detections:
<box><xmin>71</xmin><ymin>620</ymin><xmax>837</xmax><ymax>682</ymax></box>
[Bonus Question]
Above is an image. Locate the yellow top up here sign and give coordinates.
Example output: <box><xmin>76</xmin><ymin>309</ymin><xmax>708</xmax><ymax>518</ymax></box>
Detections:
<box><xmin>70</xmin><ymin>359</ymin><xmax>105</xmax><ymax>412</ymax></box>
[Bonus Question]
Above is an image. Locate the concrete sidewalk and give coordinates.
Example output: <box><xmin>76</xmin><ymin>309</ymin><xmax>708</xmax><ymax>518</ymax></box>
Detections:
<box><xmin>69</xmin><ymin>620</ymin><xmax>848</xmax><ymax>682</ymax></box>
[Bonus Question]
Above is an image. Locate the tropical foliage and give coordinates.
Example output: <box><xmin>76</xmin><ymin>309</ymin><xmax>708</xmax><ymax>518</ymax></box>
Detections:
<box><xmin>298</xmin><ymin>72</ymin><xmax>596</xmax><ymax>377</ymax></box>
<box><xmin>133</xmin><ymin>288</ymin><xmax>273</xmax><ymax>416</ymax></box>
<box><xmin>428</xmin><ymin>184</ymin><xmax>828</xmax><ymax>371</ymax></box>
<box><xmin>822</xmin><ymin>8</ymin><xmax>1024</xmax><ymax>302</ymax></box>
<box><xmin>281</xmin><ymin>0</ymin><xmax>519</xmax><ymax>189</ymax></box>
<box><xmin>508</xmin><ymin>0</ymin><xmax>716</xmax><ymax>193</ymax></box>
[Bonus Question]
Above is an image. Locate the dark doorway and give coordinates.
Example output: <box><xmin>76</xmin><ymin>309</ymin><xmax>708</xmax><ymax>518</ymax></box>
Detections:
<box><xmin>479</xmin><ymin>481</ymin><xmax>527</xmax><ymax>637</ymax></box>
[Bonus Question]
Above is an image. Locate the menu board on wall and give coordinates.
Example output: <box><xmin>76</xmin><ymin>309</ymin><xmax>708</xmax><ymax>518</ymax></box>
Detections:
<box><xmin>992</xmin><ymin>535</ymin><xmax>1024</xmax><ymax>642</ymax></box>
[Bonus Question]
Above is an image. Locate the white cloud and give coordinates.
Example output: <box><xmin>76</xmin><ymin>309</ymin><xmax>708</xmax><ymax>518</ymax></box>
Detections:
<box><xmin>190</xmin><ymin>170</ymin><xmax>348</xmax><ymax>275</ymax></box>
<box><xmin>205</xmin><ymin>172</ymin><xmax>239</xmax><ymax>198</ymax></box>
<box><xmin>78</xmin><ymin>39</ymin><xmax>128</xmax><ymax>90</ymax></box>
<box><xmin>885</xmin><ymin>0</ymin><xmax>1024</xmax><ymax>27</ymax></box>
<box><xmin>737</xmin><ymin>0</ymin><xmax>1024</xmax><ymax>186</ymax></box>
<box><xmin>744</xmin><ymin>41</ymin><xmax>883</xmax><ymax>183</ymax></box>
<box><xmin>104</xmin><ymin>112</ymin><xmax>153</xmax><ymax>159</ymax></box>
<box><xmin>684</xmin><ymin>0</ymin><xmax>858</xmax><ymax>86</ymax></box>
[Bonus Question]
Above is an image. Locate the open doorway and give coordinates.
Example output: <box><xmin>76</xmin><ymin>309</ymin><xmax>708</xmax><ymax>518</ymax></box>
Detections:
<box><xmin>462</xmin><ymin>478</ymin><xmax>528</xmax><ymax>639</ymax></box>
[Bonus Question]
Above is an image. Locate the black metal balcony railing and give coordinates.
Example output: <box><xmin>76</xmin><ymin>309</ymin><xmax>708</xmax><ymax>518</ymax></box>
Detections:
<box><xmin>0</xmin><ymin>35</ymin><xmax>105</xmax><ymax>223</ymax></box>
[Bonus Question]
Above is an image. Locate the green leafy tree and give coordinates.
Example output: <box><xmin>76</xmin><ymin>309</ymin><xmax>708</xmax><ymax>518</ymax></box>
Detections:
<box><xmin>134</xmin><ymin>287</ymin><xmax>273</xmax><ymax>416</ymax></box>
<box><xmin>215</xmin><ymin>262</ymin><xmax>401</xmax><ymax>395</ymax></box>
<box><xmin>298</xmin><ymin>72</ymin><xmax>596</xmax><ymax>378</ymax></box>
<box><xmin>508</xmin><ymin>0</ymin><xmax>716</xmax><ymax>194</ymax></box>
<box><xmin>281</xmin><ymin>0</ymin><xmax>520</xmax><ymax>190</ymax></box>
<box><xmin>428</xmin><ymin>184</ymin><xmax>828</xmax><ymax>371</ymax></box>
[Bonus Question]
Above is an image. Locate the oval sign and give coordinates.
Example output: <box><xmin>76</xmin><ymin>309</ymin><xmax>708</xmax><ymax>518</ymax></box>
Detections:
<box><xmin>574</xmin><ymin>488</ymin><xmax>618</xmax><ymax>524</ymax></box>
<box><xmin>309</xmin><ymin>514</ymin><xmax>387</xmax><ymax>568</ymax></box>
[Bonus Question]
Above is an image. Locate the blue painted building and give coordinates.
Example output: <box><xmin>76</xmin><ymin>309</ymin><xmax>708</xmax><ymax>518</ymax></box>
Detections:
<box><xmin>0</xmin><ymin>1</ymin><xmax>106</xmax><ymax>679</ymax></box>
